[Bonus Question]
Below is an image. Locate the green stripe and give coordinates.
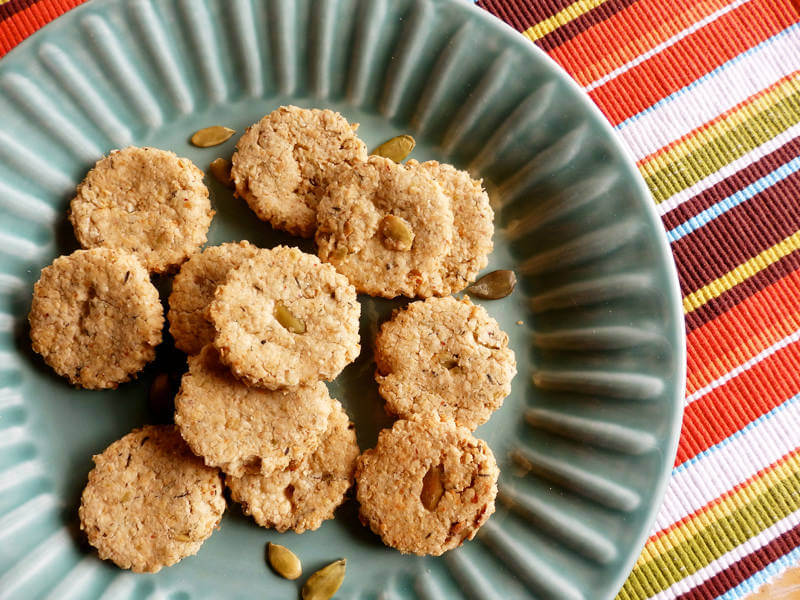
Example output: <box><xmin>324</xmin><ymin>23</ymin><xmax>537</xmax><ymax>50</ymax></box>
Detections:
<box><xmin>616</xmin><ymin>461</ymin><xmax>800</xmax><ymax>599</ymax></box>
<box><xmin>642</xmin><ymin>80</ymin><xmax>800</xmax><ymax>204</ymax></box>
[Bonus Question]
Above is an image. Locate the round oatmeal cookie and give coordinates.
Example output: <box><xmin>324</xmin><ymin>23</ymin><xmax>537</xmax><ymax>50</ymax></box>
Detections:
<box><xmin>315</xmin><ymin>156</ymin><xmax>455</xmax><ymax>298</ymax></box>
<box><xmin>70</xmin><ymin>146</ymin><xmax>213</xmax><ymax>273</ymax></box>
<box><xmin>79</xmin><ymin>425</ymin><xmax>225</xmax><ymax>573</ymax></box>
<box><xmin>168</xmin><ymin>241</ymin><xmax>260</xmax><ymax>355</ymax></box>
<box><xmin>208</xmin><ymin>245</ymin><xmax>360</xmax><ymax>389</ymax></box>
<box><xmin>356</xmin><ymin>418</ymin><xmax>498</xmax><ymax>555</ymax></box>
<box><xmin>231</xmin><ymin>106</ymin><xmax>367</xmax><ymax>237</ymax></box>
<box><xmin>29</xmin><ymin>248</ymin><xmax>163</xmax><ymax>389</ymax></box>
<box><xmin>227</xmin><ymin>400</ymin><xmax>360</xmax><ymax>533</ymax></box>
<box><xmin>407</xmin><ymin>160</ymin><xmax>494</xmax><ymax>294</ymax></box>
<box><xmin>375</xmin><ymin>296</ymin><xmax>516</xmax><ymax>430</ymax></box>
<box><xmin>174</xmin><ymin>345</ymin><xmax>335</xmax><ymax>477</ymax></box>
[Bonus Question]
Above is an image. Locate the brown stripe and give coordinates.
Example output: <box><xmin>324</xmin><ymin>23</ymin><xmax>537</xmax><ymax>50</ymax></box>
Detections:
<box><xmin>675</xmin><ymin>522</ymin><xmax>800</xmax><ymax>600</ymax></box>
<box><xmin>0</xmin><ymin>0</ymin><xmax>36</xmax><ymax>21</ymax></box>
<box><xmin>535</xmin><ymin>0</ymin><xmax>640</xmax><ymax>52</ymax></box>
<box><xmin>663</xmin><ymin>135</ymin><xmax>800</xmax><ymax>229</ymax></box>
<box><xmin>685</xmin><ymin>249</ymin><xmax>800</xmax><ymax>331</ymax></box>
<box><xmin>672</xmin><ymin>169</ymin><xmax>800</xmax><ymax>295</ymax></box>
<box><xmin>477</xmin><ymin>0</ymin><xmax>580</xmax><ymax>33</ymax></box>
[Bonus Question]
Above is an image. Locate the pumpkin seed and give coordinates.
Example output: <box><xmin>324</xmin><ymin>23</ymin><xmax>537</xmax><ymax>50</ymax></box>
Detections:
<box><xmin>466</xmin><ymin>270</ymin><xmax>517</xmax><ymax>299</ymax></box>
<box><xmin>371</xmin><ymin>134</ymin><xmax>415</xmax><ymax>162</ymax></box>
<box><xmin>173</xmin><ymin>533</ymin><xmax>193</xmax><ymax>542</ymax></box>
<box><xmin>191</xmin><ymin>125</ymin><xmax>235</xmax><ymax>147</ymax></box>
<box><xmin>420</xmin><ymin>464</ymin><xmax>445</xmax><ymax>510</ymax></box>
<box><xmin>274</xmin><ymin>302</ymin><xmax>306</xmax><ymax>334</ymax></box>
<box><xmin>209</xmin><ymin>157</ymin><xmax>234</xmax><ymax>188</ymax></box>
<box><xmin>268</xmin><ymin>543</ymin><xmax>302</xmax><ymax>580</ymax></box>
<box><xmin>302</xmin><ymin>559</ymin><xmax>346</xmax><ymax>600</ymax></box>
<box><xmin>379</xmin><ymin>215</ymin><xmax>414</xmax><ymax>251</ymax></box>
<box><xmin>435</xmin><ymin>352</ymin><xmax>458</xmax><ymax>370</ymax></box>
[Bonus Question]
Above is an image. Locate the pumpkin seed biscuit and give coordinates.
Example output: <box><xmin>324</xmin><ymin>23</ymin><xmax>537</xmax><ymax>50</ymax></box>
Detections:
<box><xmin>208</xmin><ymin>245</ymin><xmax>360</xmax><ymax>389</ymax></box>
<box><xmin>29</xmin><ymin>248</ymin><xmax>163</xmax><ymax>389</ymax></box>
<box><xmin>174</xmin><ymin>345</ymin><xmax>335</xmax><ymax>477</ymax></box>
<box><xmin>231</xmin><ymin>106</ymin><xmax>367</xmax><ymax>237</ymax></box>
<box><xmin>227</xmin><ymin>400</ymin><xmax>360</xmax><ymax>533</ymax></box>
<box><xmin>375</xmin><ymin>296</ymin><xmax>516</xmax><ymax>430</ymax></box>
<box><xmin>70</xmin><ymin>146</ymin><xmax>213</xmax><ymax>273</ymax></box>
<box><xmin>168</xmin><ymin>241</ymin><xmax>260</xmax><ymax>355</ymax></box>
<box><xmin>79</xmin><ymin>425</ymin><xmax>225</xmax><ymax>573</ymax></box>
<box><xmin>316</xmin><ymin>156</ymin><xmax>455</xmax><ymax>298</ymax></box>
<box><xmin>408</xmin><ymin>160</ymin><xmax>494</xmax><ymax>294</ymax></box>
<box><xmin>356</xmin><ymin>418</ymin><xmax>498</xmax><ymax>556</ymax></box>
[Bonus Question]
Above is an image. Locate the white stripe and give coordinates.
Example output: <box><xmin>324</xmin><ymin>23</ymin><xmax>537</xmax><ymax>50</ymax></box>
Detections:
<box><xmin>648</xmin><ymin>508</ymin><xmax>800</xmax><ymax>600</ymax></box>
<box><xmin>619</xmin><ymin>30</ymin><xmax>800</xmax><ymax>160</ymax></box>
<box><xmin>583</xmin><ymin>0</ymin><xmax>753</xmax><ymax>93</ymax></box>
<box><xmin>651</xmin><ymin>395</ymin><xmax>800</xmax><ymax>533</ymax></box>
<box><xmin>686</xmin><ymin>330</ymin><xmax>800</xmax><ymax>405</ymax></box>
<box><xmin>656</xmin><ymin>121</ymin><xmax>800</xmax><ymax>215</ymax></box>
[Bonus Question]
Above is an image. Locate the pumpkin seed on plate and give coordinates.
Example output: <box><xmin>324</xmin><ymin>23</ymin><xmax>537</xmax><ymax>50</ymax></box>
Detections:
<box><xmin>209</xmin><ymin>157</ymin><xmax>234</xmax><ymax>188</ymax></box>
<box><xmin>302</xmin><ymin>559</ymin><xmax>346</xmax><ymax>600</ymax></box>
<box><xmin>267</xmin><ymin>543</ymin><xmax>302</xmax><ymax>580</ymax></box>
<box><xmin>466</xmin><ymin>270</ymin><xmax>517</xmax><ymax>299</ymax></box>
<box><xmin>371</xmin><ymin>134</ymin><xmax>415</xmax><ymax>162</ymax></box>
<box><xmin>420</xmin><ymin>464</ymin><xmax>445</xmax><ymax>511</ymax></box>
<box><xmin>379</xmin><ymin>214</ymin><xmax>414</xmax><ymax>251</ymax></box>
<box><xmin>191</xmin><ymin>125</ymin><xmax>235</xmax><ymax>147</ymax></box>
<box><xmin>274</xmin><ymin>301</ymin><xmax>306</xmax><ymax>334</ymax></box>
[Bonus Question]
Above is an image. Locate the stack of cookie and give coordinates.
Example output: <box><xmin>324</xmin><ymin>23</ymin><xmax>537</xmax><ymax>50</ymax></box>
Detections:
<box><xmin>228</xmin><ymin>107</ymin><xmax>515</xmax><ymax>556</ymax></box>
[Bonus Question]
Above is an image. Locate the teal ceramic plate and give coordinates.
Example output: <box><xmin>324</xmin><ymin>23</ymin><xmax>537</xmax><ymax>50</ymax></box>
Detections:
<box><xmin>0</xmin><ymin>1</ymin><xmax>685</xmax><ymax>598</ymax></box>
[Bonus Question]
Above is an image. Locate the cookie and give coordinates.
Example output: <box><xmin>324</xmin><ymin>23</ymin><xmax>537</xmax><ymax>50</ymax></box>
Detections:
<box><xmin>231</xmin><ymin>106</ymin><xmax>367</xmax><ymax>237</ymax></box>
<box><xmin>28</xmin><ymin>248</ymin><xmax>163</xmax><ymax>389</ymax></box>
<box><xmin>356</xmin><ymin>418</ymin><xmax>498</xmax><ymax>556</ymax></box>
<box><xmin>78</xmin><ymin>425</ymin><xmax>225</xmax><ymax>573</ymax></box>
<box><xmin>408</xmin><ymin>160</ymin><xmax>494</xmax><ymax>294</ymax></box>
<box><xmin>167</xmin><ymin>241</ymin><xmax>260</xmax><ymax>355</ymax></box>
<box><xmin>315</xmin><ymin>156</ymin><xmax>454</xmax><ymax>298</ymax></box>
<box><xmin>227</xmin><ymin>400</ymin><xmax>360</xmax><ymax>533</ymax></box>
<box><xmin>174</xmin><ymin>345</ymin><xmax>335</xmax><ymax>477</ymax></box>
<box><xmin>70</xmin><ymin>146</ymin><xmax>213</xmax><ymax>273</ymax></box>
<box><xmin>208</xmin><ymin>245</ymin><xmax>360</xmax><ymax>389</ymax></box>
<box><xmin>375</xmin><ymin>296</ymin><xmax>516</xmax><ymax>430</ymax></box>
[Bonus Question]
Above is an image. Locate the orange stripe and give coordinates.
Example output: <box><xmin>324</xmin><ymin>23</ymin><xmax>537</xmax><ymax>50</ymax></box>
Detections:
<box><xmin>547</xmin><ymin>0</ymin><xmax>730</xmax><ymax>87</ymax></box>
<box><xmin>649</xmin><ymin>447</ymin><xmax>800</xmax><ymax>542</ymax></box>
<box><xmin>686</xmin><ymin>266</ymin><xmax>800</xmax><ymax>395</ymax></box>
<box><xmin>638</xmin><ymin>71</ymin><xmax>800</xmax><ymax>169</ymax></box>
<box><xmin>677</xmin><ymin>341</ymin><xmax>800</xmax><ymax>464</ymax></box>
<box><xmin>0</xmin><ymin>0</ymin><xmax>86</xmax><ymax>57</ymax></box>
<box><xmin>587</xmin><ymin>0</ymin><xmax>799</xmax><ymax>125</ymax></box>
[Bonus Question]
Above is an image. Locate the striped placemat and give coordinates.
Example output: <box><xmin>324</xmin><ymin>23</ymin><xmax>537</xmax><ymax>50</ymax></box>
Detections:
<box><xmin>2</xmin><ymin>0</ymin><xmax>800</xmax><ymax>598</ymax></box>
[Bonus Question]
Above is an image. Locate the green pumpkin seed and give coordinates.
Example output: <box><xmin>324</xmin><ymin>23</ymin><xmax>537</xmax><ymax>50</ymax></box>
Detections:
<box><xmin>379</xmin><ymin>215</ymin><xmax>414</xmax><ymax>251</ymax></box>
<box><xmin>209</xmin><ymin>157</ymin><xmax>234</xmax><ymax>188</ymax></box>
<box><xmin>302</xmin><ymin>559</ymin><xmax>346</xmax><ymax>600</ymax></box>
<box><xmin>274</xmin><ymin>302</ymin><xmax>306</xmax><ymax>334</ymax></box>
<box><xmin>466</xmin><ymin>270</ymin><xmax>517</xmax><ymax>299</ymax></box>
<box><xmin>420</xmin><ymin>464</ymin><xmax>445</xmax><ymax>510</ymax></box>
<box><xmin>191</xmin><ymin>125</ymin><xmax>235</xmax><ymax>147</ymax></box>
<box><xmin>267</xmin><ymin>543</ymin><xmax>302</xmax><ymax>580</ymax></box>
<box><xmin>371</xmin><ymin>134</ymin><xmax>415</xmax><ymax>162</ymax></box>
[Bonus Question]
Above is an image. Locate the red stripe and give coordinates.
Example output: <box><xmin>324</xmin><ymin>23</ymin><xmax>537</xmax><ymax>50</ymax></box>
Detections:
<box><xmin>0</xmin><ymin>0</ymin><xmax>86</xmax><ymax>57</ymax></box>
<box><xmin>587</xmin><ymin>0</ymin><xmax>799</xmax><ymax>125</ymax></box>
<box><xmin>677</xmin><ymin>342</ymin><xmax>800</xmax><ymax>464</ymax></box>
<box><xmin>686</xmin><ymin>250</ymin><xmax>800</xmax><ymax>332</ymax></box>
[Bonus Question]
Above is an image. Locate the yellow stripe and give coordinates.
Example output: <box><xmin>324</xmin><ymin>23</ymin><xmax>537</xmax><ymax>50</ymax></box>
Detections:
<box><xmin>640</xmin><ymin>75</ymin><xmax>800</xmax><ymax>175</ymax></box>
<box><xmin>522</xmin><ymin>0</ymin><xmax>610</xmax><ymax>42</ymax></box>
<box><xmin>683</xmin><ymin>230</ymin><xmax>800</xmax><ymax>314</ymax></box>
<box><xmin>639</xmin><ymin>452</ymin><xmax>800</xmax><ymax>561</ymax></box>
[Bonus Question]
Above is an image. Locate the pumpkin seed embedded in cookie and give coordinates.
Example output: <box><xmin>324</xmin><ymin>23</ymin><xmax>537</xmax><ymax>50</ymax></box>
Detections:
<box><xmin>379</xmin><ymin>214</ymin><xmax>414</xmax><ymax>251</ymax></box>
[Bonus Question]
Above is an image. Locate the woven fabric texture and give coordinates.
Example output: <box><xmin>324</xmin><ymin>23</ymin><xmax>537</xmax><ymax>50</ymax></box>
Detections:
<box><xmin>2</xmin><ymin>0</ymin><xmax>800</xmax><ymax>598</ymax></box>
